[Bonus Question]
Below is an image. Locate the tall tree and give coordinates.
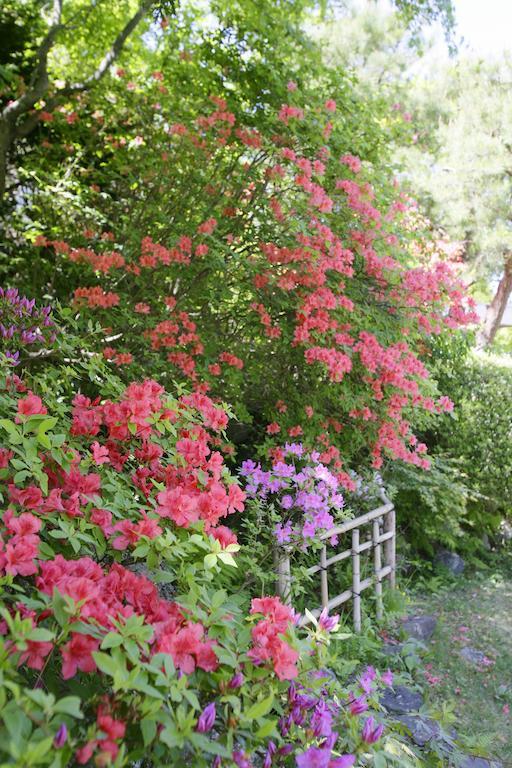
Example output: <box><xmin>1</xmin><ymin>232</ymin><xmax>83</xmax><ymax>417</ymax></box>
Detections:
<box><xmin>399</xmin><ymin>58</ymin><xmax>512</xmax><ymax>347</ymax></box>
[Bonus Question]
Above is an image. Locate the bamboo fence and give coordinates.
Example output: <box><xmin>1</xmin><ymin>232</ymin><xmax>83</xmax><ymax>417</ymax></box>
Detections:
<box><xmin>274</xmin><ymin>492</ymin><xmax>396</xmax><ymax>632</ymax></box>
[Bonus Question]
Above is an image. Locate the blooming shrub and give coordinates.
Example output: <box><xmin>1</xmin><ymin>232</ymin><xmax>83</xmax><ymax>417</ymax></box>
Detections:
<box><xmin>0</xmin><ymin>371</ymin><xmax>406</xmax><ymax>766</ymax></box>
<box><xmin>241</xmin><ymin>444</ymin><xmax>347</xmax><ymax>548</ymax></box>
<box><xmin>31</xmin><ymin>87</ymin><xmax>476</xmax><ymax>482</ymax></box>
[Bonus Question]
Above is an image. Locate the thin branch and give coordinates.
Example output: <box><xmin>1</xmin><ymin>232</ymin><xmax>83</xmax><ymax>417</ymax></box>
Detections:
<box><xmin>61</xmin><ymin>0</ymin><xmax>154</xmax><ymax>95</ymax></box>
<box><xmin>1</xmin><ymin>0</ymin><xmax>64</xmax><ymax>123</ymax></box>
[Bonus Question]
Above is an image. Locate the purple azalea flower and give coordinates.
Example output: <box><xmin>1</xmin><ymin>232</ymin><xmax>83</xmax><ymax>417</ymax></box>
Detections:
<box><xmin>359</xmin><ymin>665</ymin><xmax>376</xmax><ymax>694</ymax></box>
<box><xmin>381</xmin><ymin>668</ymin><xmax>394</xmax><ymax>686</ymax></box>
<box><xmin>275</xmin><ymin>522</ymin><xmax>293</xmax><ymax>544</ymax></box>
<box><xmin>196</xmin><ymin>702</ymin><xmax>216</xmax><ymax>733</ymax></box>
<box><xmin>233</xmin><ymin>750</ymin><xmax>252</xmax><ymax>768</ymax></box>
<box><xmin>349</xmin><ymin>694</ymin><xmax>368</xmax><ymax>715</ymax></box>
<box><xmin>263</xmin><ymin>740</ymin><xmax>277</xmax><ymax>768</ymax></box>
<box><xmin>361</xmin><ymin>716</ymin><xmax>384</xmax><ymax>744</ymax></box>
<box><xmin>311</xmin><ymin>701</ymin><xmax>333</xmax><ymax>737</ymax></box>
<box><xmin>318</xmin><ymin>607</ymin><xmax>340</xmax><ymax>633</ymax></box>
<box><xmin>329</xmin><ymin>757</ymin><xmax>356</xmax><ymax>768</ymax></box>
<box><xmin>296</xmin><ymin>746</ymin><xmax>331</xmax><ymax>768</ymax></box>
<box><xmin>281</xmin><ymin>494</ymin><xmax>294</xmax><ymax>509</ymax></box>
<box><xmin>240</xmin><ymin>459</ymin><xmax>258</xmax><ymax>476</ymax></box>
<box><xmin>284</xmin><ymin>442</ymin><xmax>303</xmax><ymax>457</ymax></box>
<box><xmin>229</xmin><ymin>671</ymin><xmax>244</xmax><ymax>688</ymax></box>
<box><xmin>53</xmin><ymin>723</ymin><xmax>68</xmax><ymax>748</ymax></box>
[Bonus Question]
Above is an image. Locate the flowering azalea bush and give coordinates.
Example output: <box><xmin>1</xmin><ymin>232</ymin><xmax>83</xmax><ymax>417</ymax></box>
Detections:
<box><xmin>30</xmin><ymin>86</ymin><xmax>476</xmax><ymax>484</ymax></box>
<box><xmin>0</xmin><ymin>369</ymin><xmax>412</xmax><ymax>766</ymax></box>
<box><xmin>241</xmin><ymin>443</ymin><xmax>348</xmax><ymax>549</ymax></box>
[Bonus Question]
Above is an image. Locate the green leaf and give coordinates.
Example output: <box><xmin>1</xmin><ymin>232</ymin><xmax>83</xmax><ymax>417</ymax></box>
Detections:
<box><xmin>53</xmin><ymin>696</ymin><xmax>83</xmax><ymax>719</ymax></box>
<box><xmin>243</xmin><ymin>692</ymin><xmax>275</xmax><ymax>721</ymax></box>
<box><xmin>101</xmin><ymin>632</ymin><xmax>124</xmax><ymax>649</ymax></box>
<box><xmin>140</xmin><ymin>718</ymin><xmax>157</xmax><ymax>746</ymax></box>
<box><xmin>204</xmin><ymin>553</ymin><xmax>217</xmax><ymax>569</ymax></box>
<box><xmin>92</xmin><ymin>651</ymin><xmax>120</xmax><ymax>677</ymax></box>
<box><xmin>189</xmin><ymin>733</ymin><xmax>230</xmax><ymax>757</ymax></box>
<box><xmin>255</xmin><ymin>718</ymin><xmax>278</xmax><ymax>738</ymax></box>
<box><xmin>27</xmin><ymin>627</ymin><xmax>55</xmax><ymax>642</ymax></box>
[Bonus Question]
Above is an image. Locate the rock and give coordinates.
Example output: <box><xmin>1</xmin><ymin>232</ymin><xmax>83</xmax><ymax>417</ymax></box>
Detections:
<box><xmin>434</xmin><ymin>549</ymin><xmax>465</xmax><ymax>575</ymax></box>
<box><xmin>126</xmin><ymin>562</ymin><xmax>176</xmax><ymax>601</ymax></box>
<box><xmin>460</xmin><ymin>646</ymin><xmax>488</xmax><ymax>665</ymax></box>
<box><xmin>460</xmin><ymin>757</ymin><xmax>503</xmax><ymax>768</ymax></box>
<box><xmin>381</xmin><ymin>642</ymin><xmax>404</xmax><ymax>657</ymax></box>
<box><xmin>402</xmin><ymin>614</ymin><xmax>437</xmax><ymax>642</ymax></box>
<box><xmin>381</xmin><ymin>685</ymin><xmax>424</xmax><ymax>714</ymax></box>
<box><xmin>396</xmin><ymin>715</ymin><xmax>441</xmax><ymax>746</ymax></box>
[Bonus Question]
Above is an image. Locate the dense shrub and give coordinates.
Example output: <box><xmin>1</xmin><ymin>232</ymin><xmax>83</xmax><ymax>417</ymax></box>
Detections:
<box><xmin>0</xmin><ymin>361</ymin><xmax>411</xmax><ymax>767</ymax></box>
<box><xmin>27</xmin><ymin>89</ymin><xmax>475</xmax><ymax>487</ymax></box>
<box><xmin>435</xmin><ymin>353</ymin><xmax>512</xmax><ymax>534</ymax></box>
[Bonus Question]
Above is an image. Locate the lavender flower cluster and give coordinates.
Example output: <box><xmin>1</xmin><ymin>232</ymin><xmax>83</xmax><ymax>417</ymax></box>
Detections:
<box><xmin>0</xmin><ymin>287</ymin><xmax>56</xmax><ymax>365</ymax></box>
<box><xmin>240</xmin><ymin>444</ymin><xmax>346</xmax><ymax>547</ymax></box>
<box><xmin>280</xmin><ymin>664</ymin><xmax>389</xmax><ymax>767</ymax></box>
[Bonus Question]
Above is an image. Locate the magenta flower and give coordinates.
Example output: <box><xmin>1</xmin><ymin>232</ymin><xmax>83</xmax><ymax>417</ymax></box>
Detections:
<box><xmin>329</xmin><ymin>757</ymin><xmax>356</xmax><ymax>768</ymax></box>
<box><xmin>359</xmin><ymin>665</ymin><xmax>376</xmax><ymax>694</ymax></box>
<box><xmin>263</xmin><ymin>741</ymin><xmax>277</xmax><ymax>768</ymax></box>
<box><xmin>381</xmin><ymin>668</ymin><xmax>393</xmax><ymax>686</ymax></box>
<box><xmin>349</xmin><ymin>694</ymin><xmax>368</xmax><ymax>715</ymax></box>
<box><xmin>229</xmin><ymin>671</ymin><xmax>244</xmax><ymax>689</ymax></box>
<box><xmin>361</xmin><ymin>716</ymin><xmax>384</xmax><ymax>744</ymax></box>
<box><xmin>233</xmin><ymin>750</ymin><xmax>252</xmax><ymax>768</ymax></box>
<box><xmin>53</xmin><ymin>723</ymin><xmax>68</xmax><ymax>748</ymax></box>
<box><xmin>196</xmin><ymin>702</ymin><xmax>216</xmax><ymax>733</ymax></box>
<box><xmin>318</xmin><ymin>607</ymin><xmax>339</xmax><ymax>633</ymax></box>
<box><xmin>296</xmin><ymin>746</ymin><xmax>331</xmax><ymax>768</ymax></box>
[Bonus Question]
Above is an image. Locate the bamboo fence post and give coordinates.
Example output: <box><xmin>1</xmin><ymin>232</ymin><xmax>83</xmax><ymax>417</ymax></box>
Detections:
<box><xmin>373</xmin><ymin>519</ymin><xmax>383</xmax><ymax>621</ymax></box>
<box><xmin>352</xmin><ymin>528</ymin><xmax>361</xmax><ymax>632</ymax></box>
<box><xmin>320</xmin><ymin>544</ymin><xmax>328</xmax><ymax>609</ymax></box>
<box><xmin>383</xmin><ymin>507</ymin><xmax>396</xmax><ymax>589</ymax></box>
<box><xmin>273</xmin><ymin>546</ymin><xmax>292</xmax><ymax>605</ymax></box>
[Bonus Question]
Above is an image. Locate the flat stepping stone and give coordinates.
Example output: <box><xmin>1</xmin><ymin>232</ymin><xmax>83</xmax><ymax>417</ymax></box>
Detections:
<box><xmin>402</xmin><ymin>614</ymin><xmax>437</xmax><ymax>642</ymax></box>
<box><xmin>397</xmin><ymin>714</ymin><xmax>441</xmax><ymax>746</ymax></box>
<box><xmin>381</xmin><ymin>685</ymin><xmax>424</xmax><ymax>714</ymax></box>
<box><xmin>460</xmin><ymin>757</ymin><xmax>503</xmax><ymax>768</ymax></box>
<box><xmin>460</xmin><ymin>647</ymin><xmax>488</xmax><ymax>665</ymax></box>
<box><xmin>381</xmin><ymin>642</ymin><xmax>404</xmax><ymax>656</ymax></box>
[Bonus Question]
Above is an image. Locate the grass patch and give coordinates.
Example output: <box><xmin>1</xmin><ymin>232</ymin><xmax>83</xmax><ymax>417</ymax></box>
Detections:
<box><xmin>410</xmin><ymin>553</ymin><xmax>512</xmax><ymax>765</ymax></box>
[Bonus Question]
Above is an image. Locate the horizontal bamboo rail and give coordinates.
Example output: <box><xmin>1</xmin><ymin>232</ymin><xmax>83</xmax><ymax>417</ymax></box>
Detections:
<box><xmin>274</xmin><ymin>491</ymin><xmax>396</xmax><ymax>631</ymax></box>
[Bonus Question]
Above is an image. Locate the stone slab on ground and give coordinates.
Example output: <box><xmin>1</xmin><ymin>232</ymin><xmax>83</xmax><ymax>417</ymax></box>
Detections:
<box><xmin>396</xmin><ymin>714</ymin><xmax>441</xmax><ymax>746</ymax></box>
<box><xmin>459</xmin><ymin>646</ymin><xmax>488</xmax><ymax>665</ymax></box>
<box><xmin>402</xmin><ymin>614</ymin><xmax>437</xmax><ymax>642</ymax></box>
<box><xmin>381</xmin><ymin>685</ymin><xmax>424</xmax><ymax>714</ymax></box>
<box><xmin>460</xmin><ymin>757</ymin><xmax>503</xmax><ymax>768</ymax></box>
<box><xmin>381</xmin><ymin>642</ymin><xmax>404</xmax><ymax>656</ymax></box>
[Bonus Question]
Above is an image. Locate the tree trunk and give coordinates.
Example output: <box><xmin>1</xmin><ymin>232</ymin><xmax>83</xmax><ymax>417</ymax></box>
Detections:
<box><xmin>0</xmin><ymin>118</ymin><xmax>12</xmax><ymax>200</ymax></box>
<box><xmin>476</xmin><ymin>255</ymin><xmax>512</xmax><ymax>348</ymax></box>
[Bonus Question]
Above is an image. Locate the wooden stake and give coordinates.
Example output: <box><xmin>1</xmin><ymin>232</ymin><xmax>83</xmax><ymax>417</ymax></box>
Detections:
<box><xmin>383</xmin><ymin>507</ymin><xmax>396</xmax><ymax>589</ymax></box>
<box><xmin>320</xmin><ymin>544</ymin><xmax>328</xmax><ymax>608</ymax></box>
<box><xmin>352</xmin><ymin>528</ymin><xmax>361</xmax><ymax>632</ymax></box>
<box><xmin>373</xmin><ymin>519</ymin><xmax>383</xmax><ymax>621</ymax></box>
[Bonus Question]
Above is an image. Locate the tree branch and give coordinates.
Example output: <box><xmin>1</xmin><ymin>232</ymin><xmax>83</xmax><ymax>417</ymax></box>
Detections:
<box><xmin>1</xmin><ymin>0</ymin><xmax>63</xmax><ymax>123</ymax></box>
<box><xmin>61</xmin><ymin>0</ymin><xmax>154</xmax><ymax>95</ymax></box>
